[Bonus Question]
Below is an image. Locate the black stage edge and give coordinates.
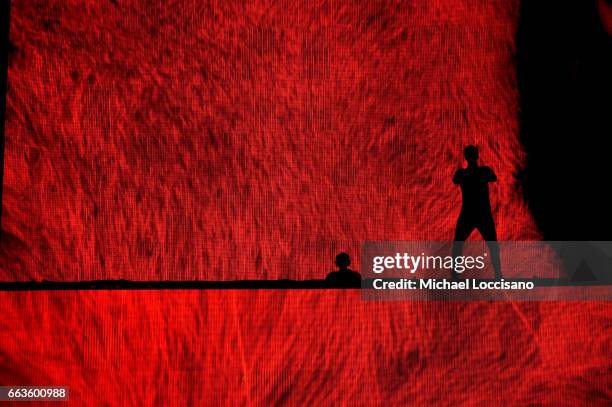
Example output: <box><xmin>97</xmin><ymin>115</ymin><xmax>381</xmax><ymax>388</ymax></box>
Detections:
<box><xmin>0</xmin><ymin>278</ymin><xmax>610</xmax><ymax>291</ymax></box>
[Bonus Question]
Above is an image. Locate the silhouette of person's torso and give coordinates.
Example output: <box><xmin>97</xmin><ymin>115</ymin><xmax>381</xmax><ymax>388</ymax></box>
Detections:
<box><xmin>454</xmin><ymin>166</ymin><xmax>496</xmax><ymax>218</ymax></box>
<box><xmin>325</xmin><ymin>269</ymin><xmax>361</xmax><ymax>287</ymax></box>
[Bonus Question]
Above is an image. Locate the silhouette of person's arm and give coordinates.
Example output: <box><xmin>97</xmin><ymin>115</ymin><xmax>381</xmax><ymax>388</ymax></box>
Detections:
<box><xmin>452</xmin><ymin>169</ymin><xmax>464</xmax><ymax>185</ymax></box>
<box><xmin>483</xmin><ymin>166</ymin><xmax>497</xmax><ymax>182</ymax></box>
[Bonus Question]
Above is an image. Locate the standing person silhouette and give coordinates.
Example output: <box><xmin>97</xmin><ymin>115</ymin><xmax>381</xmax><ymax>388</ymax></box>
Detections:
<box><xmin>452</xmin><ymin>145</ymin><xmax>502</xmax><ymax>279</ymax></box>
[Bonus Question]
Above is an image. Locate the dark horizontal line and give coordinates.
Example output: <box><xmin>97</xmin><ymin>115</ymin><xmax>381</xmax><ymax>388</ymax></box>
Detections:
<box><xmin>0</xmin><ymin>278</ymin><xmax>610</xmax><ymax>291</ymax></box>
<box><xmin>0</xmin><ymin>279</ymin><xmax>340</xmax><ymax>291</ymax></box>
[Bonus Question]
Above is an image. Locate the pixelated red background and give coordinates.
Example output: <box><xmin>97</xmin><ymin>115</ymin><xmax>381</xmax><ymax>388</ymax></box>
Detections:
<box><xmin>1</xmin><ymin>0</ymin><xmax>611</xmax><ymax>404</ymax></box>
<box><xmin>2</xmin><ymin>0</ymin><xmax>543</xmax><ymax>282</ymax></box>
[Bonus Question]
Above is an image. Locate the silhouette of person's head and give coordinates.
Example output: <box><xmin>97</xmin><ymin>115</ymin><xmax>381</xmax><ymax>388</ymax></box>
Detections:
<box><xmin>464</xmin><ymin>145</ymin><xmax>479</xmax><ymax>164</ymax></box>
<box><xmin>335</xmin><ymin>252</ymin><xmax>351</xmax><ymax>271</ymax></box>
<box><xmin>327</xmin><ymin>252</ymin><xmax>361</xmax><ymax>287</ymax></box>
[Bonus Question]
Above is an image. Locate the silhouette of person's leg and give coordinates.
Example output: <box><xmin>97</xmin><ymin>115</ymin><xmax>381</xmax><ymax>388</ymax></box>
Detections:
<box><xmin>477</xmin><ymin>216</ymin><xmax>502</xmax><ymax>279</ymax></box>
<box><xmin>452</xmin><ymin>215</ymin><xmax>475</xmax><ymax>279</ymax></box>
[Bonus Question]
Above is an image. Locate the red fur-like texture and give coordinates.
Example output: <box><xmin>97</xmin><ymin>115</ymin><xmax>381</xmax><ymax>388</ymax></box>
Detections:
<box><xmin>3</xmin><ymin>0</ymin><xmax>541</xmax><ymax>281</ymax></box>
<box><xmin>0</xmin><ymin>291</ymin><xmax>611</xmax><ymax>405</ymax></box>
<box><xmin>2</xmin><ymin>1</ymin><xmax>611</xmax><ymax>405</ymax></box>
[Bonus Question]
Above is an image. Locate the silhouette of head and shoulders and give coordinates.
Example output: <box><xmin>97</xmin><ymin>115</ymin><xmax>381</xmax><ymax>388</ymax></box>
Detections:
<box><xmin>326</xmin><ymin>253</ymin><xmax>361</xmax><ymax>288</ymax></box>
<box><xmin>453</xmin><ymin>145</ymin><xmax>497</xmax><ymax>216</ymax></box>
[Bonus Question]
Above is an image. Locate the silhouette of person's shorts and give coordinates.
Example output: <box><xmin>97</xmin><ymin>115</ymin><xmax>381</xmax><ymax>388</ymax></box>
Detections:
<box><xmin>454</xmin><ymin>213</ymin><xmax>497</xmax><ymax>242</ymax></box>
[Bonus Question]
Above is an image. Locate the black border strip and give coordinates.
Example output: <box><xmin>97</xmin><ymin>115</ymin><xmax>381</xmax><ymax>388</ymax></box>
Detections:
<box><xmin>0</xmin><ymin>278</ymin><xmax>609</xmax><ymax>291</ymax></box>
<box><xmin>0</xmin><ymin>280</ymin><xmax>340</xmax><ymax>291</ymax></box>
